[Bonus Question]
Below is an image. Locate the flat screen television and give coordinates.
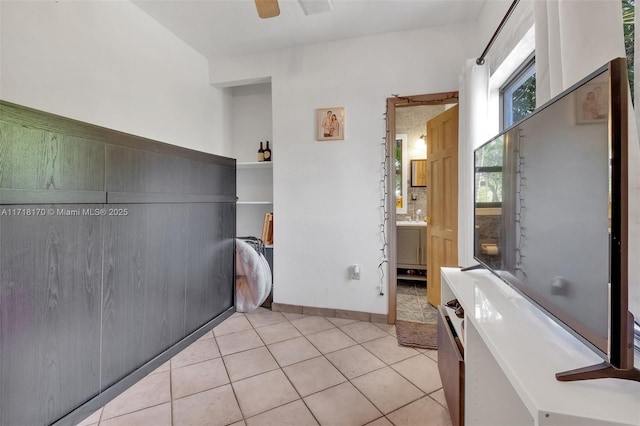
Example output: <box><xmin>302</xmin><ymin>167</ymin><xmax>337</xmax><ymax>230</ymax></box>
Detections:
<box><xmin>472</xmin><ymin>58</ymin><xmax>639</xmax><ymax>382</ymax></box>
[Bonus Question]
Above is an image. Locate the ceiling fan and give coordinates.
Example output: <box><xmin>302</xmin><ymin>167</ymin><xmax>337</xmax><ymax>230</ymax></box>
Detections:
<box><xmin>254</xmin><ymin>0</ymin><xmax>334</xmax><ymax>19</ymax></box>
<box><xmin>254</xmin><ymin>0</ymin><xmax>280</xmax><ymax>19</ymax></box>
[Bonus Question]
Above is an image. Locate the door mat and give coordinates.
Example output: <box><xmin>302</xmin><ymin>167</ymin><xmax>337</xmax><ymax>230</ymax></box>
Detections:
<box><xmin>396</xmin><ymin>320</ymin><xmax>438</xmax><ymax>349</ymax></box>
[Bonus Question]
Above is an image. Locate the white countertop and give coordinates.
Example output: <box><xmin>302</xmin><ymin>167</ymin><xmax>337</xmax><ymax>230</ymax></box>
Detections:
<box><xmin>441</xmin><ymin>267</ymin><xmax>640</xmax><ymax>426</ymax></box>
<box><xmin>396</xmin><ymin>221</ymin><xmax>426</xmax><ymax>227</ymax></box>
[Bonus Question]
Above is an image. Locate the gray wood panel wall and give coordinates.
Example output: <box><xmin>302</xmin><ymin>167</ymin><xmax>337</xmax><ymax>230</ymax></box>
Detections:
<box><xmin>0</xmin><ymin>101</ymin><xmax>236</xmax><ymax>426</ymax></box>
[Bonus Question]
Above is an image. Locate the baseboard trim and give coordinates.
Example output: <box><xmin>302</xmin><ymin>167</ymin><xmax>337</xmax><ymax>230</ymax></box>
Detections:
<box><xmin>271</xmin><ymin>303</ymin><xmax>388</xmax><ymax>324</ymax></box>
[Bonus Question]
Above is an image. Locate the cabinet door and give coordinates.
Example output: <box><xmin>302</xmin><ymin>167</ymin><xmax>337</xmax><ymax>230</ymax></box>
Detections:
<box><xmin>420</xmin><ymin>228</ymin><xmax>427</xmax><ymax>266</ymax></box>
<box><xmin>397</xmin><ymin>228</ymin><xmax>421</xmax><ymax>266</ymax></box>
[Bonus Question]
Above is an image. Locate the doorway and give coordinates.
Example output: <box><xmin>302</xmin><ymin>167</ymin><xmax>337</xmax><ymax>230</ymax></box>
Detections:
<box><xmin>386</xmin><ymin>92</ymin><xmax>459</xmax><ymax>324</ymax></box>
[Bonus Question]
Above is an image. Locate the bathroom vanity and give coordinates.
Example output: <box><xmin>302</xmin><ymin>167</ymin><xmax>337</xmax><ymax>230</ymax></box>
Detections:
<box><xmin>396</xmin><ymin>221</ymin><xmax>427</xmax><ymax>281</ymax></box>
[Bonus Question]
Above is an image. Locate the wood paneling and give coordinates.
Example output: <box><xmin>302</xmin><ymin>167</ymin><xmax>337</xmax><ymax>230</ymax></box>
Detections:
<box><xmin>105</xmin><ymin>145</ymin><xmax>235</xmax><ymax>196</ymax></box>
<box><xmin>0</xmin><ymin>206</ymin><xmax>103</xmax><ymax>426</ymax></box>
<box><xmin>0</xmin><ymin>101</ymin><xmax>236</xmax><ymax>426</ymax></box>
<box><xmin>0</xmin><ymin>101</ymin><xmax>234</xmax><ymax>168</ymax></box>
<box><xmin>0</xmin><ymin>123</ymin><xmax>105</xmax><ymax>191</ymax></box>
<box><xmin>184</xmin><ymin>203</ymin><xmax>236</xmax><ymax>333</ymax></box>
<box><xmin>101</xmin><ymin>204</ymin><xmax>188</xmax><ymax>387</ymax></box>
<box><xmin>107</xmin><ymin>192</ymin><xmax>234</xmax><ymax>204</ymax></box>
<box><xmin>0</xmin><ymin>189</ymin><xmax>107</xmax><ymax>204</ymax></box>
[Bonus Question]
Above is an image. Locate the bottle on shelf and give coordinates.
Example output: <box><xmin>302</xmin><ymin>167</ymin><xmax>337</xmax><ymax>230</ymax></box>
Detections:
<box><xmin>264</xmin><ymin>141</ymin><xmax>271</xmax><ymax>162</ymax></box>
<box><xmin>258</xmin><ymin>141</ymin><xmax>265</xmax><ymax>162</ymax></box>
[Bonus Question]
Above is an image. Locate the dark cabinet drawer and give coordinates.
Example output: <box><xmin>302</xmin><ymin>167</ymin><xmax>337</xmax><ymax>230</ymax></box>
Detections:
<box><xmin>437</xmin><ymin>306</ymin><xmax>464</xmax><ymax>426</ymax></box>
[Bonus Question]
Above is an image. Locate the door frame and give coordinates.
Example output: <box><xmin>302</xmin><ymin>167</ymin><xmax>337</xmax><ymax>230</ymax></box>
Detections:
<box><xmin>386</xmin><ymin>91</ymin><xmax>459</xmax><ymax>324</ymax></box>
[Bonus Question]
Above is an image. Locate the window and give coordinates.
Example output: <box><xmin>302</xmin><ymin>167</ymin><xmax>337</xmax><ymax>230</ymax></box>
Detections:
<box><xmin>501</xmin><ymin>55</ymin><xmax>536</xmax><ymax>129</ymax></box>
<box><xmin>475</xmin><ymin>136</ymin><xmax>504</xmax><ymax>208</ymax></box>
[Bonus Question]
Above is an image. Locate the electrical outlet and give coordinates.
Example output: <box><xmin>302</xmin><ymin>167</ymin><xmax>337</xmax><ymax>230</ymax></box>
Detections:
<box><xmin>352</xmin><ymin>264</ymin><xmax>360</xmax><ymax>280</ymax></box>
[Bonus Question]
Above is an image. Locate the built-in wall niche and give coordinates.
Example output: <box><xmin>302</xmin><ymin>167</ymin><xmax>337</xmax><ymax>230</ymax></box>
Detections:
<box><xmin>229</xmin><ymin>81</ymin><xmax>275</xmax><ymax>246</ymax></box>
<box><xmin>229</xmin><ymin>82</ymin><xmax>273</xmax><ymax>162</ymax></box>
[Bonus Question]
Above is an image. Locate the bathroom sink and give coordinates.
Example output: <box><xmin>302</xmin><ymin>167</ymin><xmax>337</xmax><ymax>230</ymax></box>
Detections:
<box><xmin>396</xmin><ymin>221</ymin><xmax>426</xmax><ymax>227</ymax></box>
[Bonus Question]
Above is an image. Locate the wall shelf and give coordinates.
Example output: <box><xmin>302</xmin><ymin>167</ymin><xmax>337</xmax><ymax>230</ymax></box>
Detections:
<box><xmin>237</xmin><ymin>161</ymin><xmax>273</xmax><ymax>169</ymax></box>
<box><xmin>236</xmin><ymin>158</ymin><xmax>273</xmax><ymax>243</ymax></box>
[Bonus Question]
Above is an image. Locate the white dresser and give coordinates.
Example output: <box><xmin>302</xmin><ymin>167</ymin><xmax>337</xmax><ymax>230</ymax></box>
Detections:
<box><xmin>438</xmin><ymin>267</ymin><xmax>640</xmax><ymax>426</ymax></box>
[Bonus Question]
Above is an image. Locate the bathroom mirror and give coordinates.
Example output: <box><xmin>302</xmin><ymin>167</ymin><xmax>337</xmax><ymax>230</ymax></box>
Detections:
<box><xmin>410</xmin><ymin>159</ymin><xmax>426</xmax><ymax>187</ymax></box>
<box><xmin>395</xmin><ymin>134</ymin><xmax>408</xmax><ymax>213</ymax></box>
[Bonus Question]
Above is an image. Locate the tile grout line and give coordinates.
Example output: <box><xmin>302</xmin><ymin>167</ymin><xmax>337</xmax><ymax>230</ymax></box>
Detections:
<box><xmin>169</xmin><ymin>357</ymin><xmax>174</xmax><ymax>426</ymax></box>
<box><xmin>135</xmin><ymin>308</ymin><xmax>443</xmax><ymax>426</ymax></box>
<box><xmin>244</xmin><ymin>312</ymin><xmax>324</xmax><ymax>425</ymax></box>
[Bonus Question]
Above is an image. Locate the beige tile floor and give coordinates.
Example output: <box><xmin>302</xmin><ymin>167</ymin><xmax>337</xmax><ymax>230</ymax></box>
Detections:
<box><xmin>78</xmin><ymin>308</ymin><xmax>451</xmax><ymax>426</ymax></box>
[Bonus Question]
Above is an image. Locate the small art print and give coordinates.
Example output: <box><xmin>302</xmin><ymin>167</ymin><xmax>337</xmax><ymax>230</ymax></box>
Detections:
<box><xmin>576</xmin><ymin>80</ymin><xmax>608</xmax><ymax>124</ymax></box>
<box><xmin>317</xmin><ymin>107</ymin><xmax>344</xmax><ymax>141</ymax></box>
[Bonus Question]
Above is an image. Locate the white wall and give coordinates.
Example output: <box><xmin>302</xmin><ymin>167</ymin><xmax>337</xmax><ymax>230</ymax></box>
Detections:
<box><xmin>212</xmin><ymin>24</ymin><xmax>480</xmax><ymax>314</ymax></box>
<box><xmin>0</xmin><ymin>0</ymin><xmax>224</xmax><ymax>154</ymax></box>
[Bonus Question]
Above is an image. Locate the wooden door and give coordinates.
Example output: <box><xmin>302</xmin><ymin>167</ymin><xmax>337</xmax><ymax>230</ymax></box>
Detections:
<box><xmin>426</xmin><ymin>105</ymin><xmax>459</xmax><ymax>306</ymax></box>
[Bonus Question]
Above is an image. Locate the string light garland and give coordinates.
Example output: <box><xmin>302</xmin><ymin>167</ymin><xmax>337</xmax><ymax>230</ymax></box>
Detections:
<box><xmin>390</xmin><ymin>92</ymin><xmax>458</xmax><ymax>107</ymax></box>
<box><xmin>515</xmin><ymin>128</ymin><xmax>527</xmax><ymax>281</ymax></box>
<box><xmin>378</xmin><ymin>92</ymin><xmax>458</xmax><ymax>298</ymax></box>
<box><xmin>378</xmin><ymin>110</ymin><xmax>389</xmax><ymax>297</ymax></box>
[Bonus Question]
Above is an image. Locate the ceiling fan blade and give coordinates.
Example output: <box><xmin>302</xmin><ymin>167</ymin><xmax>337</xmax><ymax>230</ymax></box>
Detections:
<box><xmin>255</xmin><ymin>0</ymin><xmax>280</xmax><ymax>19</ymax></box>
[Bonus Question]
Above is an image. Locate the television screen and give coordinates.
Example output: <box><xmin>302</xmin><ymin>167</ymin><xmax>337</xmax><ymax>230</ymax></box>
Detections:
<box><xmin>474</xmin><ymin>65</ymin><xmax>613</xmax><ymax>358</ymax></box>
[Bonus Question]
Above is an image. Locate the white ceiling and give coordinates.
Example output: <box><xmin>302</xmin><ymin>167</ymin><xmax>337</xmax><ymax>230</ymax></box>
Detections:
<box><xmin>132</xmin><ymin>0</ymin><xmax>488</xmax><ymax>60</ymax></box>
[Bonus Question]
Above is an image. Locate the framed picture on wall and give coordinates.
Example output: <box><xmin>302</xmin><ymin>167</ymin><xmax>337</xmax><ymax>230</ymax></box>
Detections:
<box><xmin>317</xmin><ymin>107</ymin><xmax>345</xmax><ymax>141</ymax></box>
<box><xmin>575</xmin><ymin>80</ymin><xmax>608</xmax><ymax>124</ymax></box>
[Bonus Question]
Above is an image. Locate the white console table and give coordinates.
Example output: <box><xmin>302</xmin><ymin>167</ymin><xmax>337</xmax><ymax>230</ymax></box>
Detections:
<box><xmin>440</xmin><ymin>267</ymin><xmax>640</xmax><ymax>426</ymax></box>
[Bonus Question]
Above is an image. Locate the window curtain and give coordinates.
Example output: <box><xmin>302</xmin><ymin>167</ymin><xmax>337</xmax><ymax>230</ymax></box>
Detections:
<box><xmin>458</xmin><ymin>58</ymin><xmax>490</xmax><ymax>267</ymax></box>
<box><xmin>534</xmin><ymin>0</ymin><xmax>639</xmax><ymax>318</ymax></box>
<box><xmin>534</xmin><ymin>0</ymin><xmax>626</xmax><ymax>104</ymax></box>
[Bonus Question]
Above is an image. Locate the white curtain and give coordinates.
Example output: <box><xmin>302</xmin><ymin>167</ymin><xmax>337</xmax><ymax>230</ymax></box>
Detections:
<box><xmin>535</xmin><ymin>0</ymin><xmax>626</xmax><ymax>104</ymax></box>
<box><xmin>458</xmin><ymin>58</ymin><xmax>490</xmax><ymax>267</ymax></box>
<box><xmin>534</xmin><ymin>0</ymin><xmax>639</xmax><ymax>319</ymax></box>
